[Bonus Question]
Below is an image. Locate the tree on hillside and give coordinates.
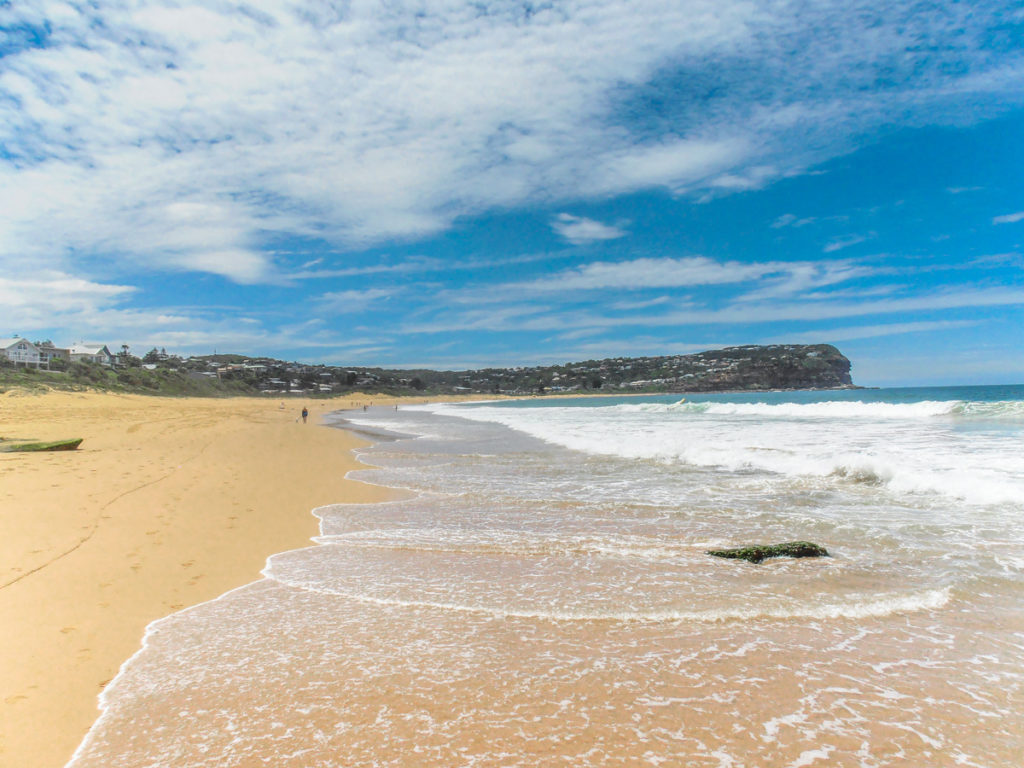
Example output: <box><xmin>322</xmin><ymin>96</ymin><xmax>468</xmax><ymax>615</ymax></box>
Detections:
<box><xmin>117</xmin><ymin>344</ymin><xmax>141</xmax><ymax>368</ymax></box>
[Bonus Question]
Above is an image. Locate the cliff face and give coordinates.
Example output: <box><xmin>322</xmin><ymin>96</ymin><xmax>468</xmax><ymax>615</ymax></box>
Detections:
<box><xmin>564</xmin><ymin>344</ymin><xmax>854</xmax><ymax>393</ymax></box>
<box><xmin>667</xmin><ymin>344</ymin><xmax>853</xmax><ymax>392</ymax></box>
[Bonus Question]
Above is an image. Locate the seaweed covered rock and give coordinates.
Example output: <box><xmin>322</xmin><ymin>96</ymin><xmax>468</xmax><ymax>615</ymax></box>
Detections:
<box><xmin>706</xmin><ymin>541</ymin><xmax>829</xmax><ymax>564</ymax></box>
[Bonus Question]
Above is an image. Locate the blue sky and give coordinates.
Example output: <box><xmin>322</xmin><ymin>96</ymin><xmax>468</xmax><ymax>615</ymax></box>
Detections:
<box><xmin>2</xmin><ymin>1</ymin><xmax>1023</xmax><ymax>386</ymax></box>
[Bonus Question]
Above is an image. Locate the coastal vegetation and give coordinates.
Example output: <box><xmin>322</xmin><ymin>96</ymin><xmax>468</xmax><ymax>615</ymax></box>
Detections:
<box><xmin>1</xmin><ymin>343</ymin><xmax>853</xmax><ymax>397</ymax></box>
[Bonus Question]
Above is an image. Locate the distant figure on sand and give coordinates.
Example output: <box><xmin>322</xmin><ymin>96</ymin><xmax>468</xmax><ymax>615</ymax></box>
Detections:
<box><xmin>301</xmin><ymin>407</ymin><xmax>308</xmax><ymax>424</ymax></box>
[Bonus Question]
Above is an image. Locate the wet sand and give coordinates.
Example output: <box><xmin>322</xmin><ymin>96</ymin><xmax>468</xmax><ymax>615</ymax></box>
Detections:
<box><xmin>0</xmin><ymin>391</ymin><xmax>416</xmax><ymax>768</ymax></box>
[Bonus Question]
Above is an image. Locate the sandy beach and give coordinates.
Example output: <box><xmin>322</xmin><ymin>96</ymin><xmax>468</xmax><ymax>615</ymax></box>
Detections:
<box><xmin>0</xmin><ymin>391</ymin><xmax>414</xmax><ymax>768</ymax></box>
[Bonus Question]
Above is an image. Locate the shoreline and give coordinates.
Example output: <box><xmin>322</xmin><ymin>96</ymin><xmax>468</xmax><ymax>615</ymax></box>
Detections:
<box><xmin>0</xmin><ymin>391</ymin><xmax>470</xmax><ymax>768</ymax></box>
<box><xmin>14</xmin><ymin>388</ymin><xmax>1022</xmax><ymax>766</ymax></box>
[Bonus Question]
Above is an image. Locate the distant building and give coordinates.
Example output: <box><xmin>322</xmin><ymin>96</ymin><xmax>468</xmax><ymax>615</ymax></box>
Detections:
<box><xmin>68</xmin><ymin>344</ymin><xmax>115</xmax><ymax>367</ymax></box>
<box><xmin>0</xmin><ymin>337</ymin><xmax>41</xmax><ymax>367</ymax></box>
<box><xmin>36</xmin><ymin>341</ymin><xmax>70</xmax><ymax>367</ymax></box>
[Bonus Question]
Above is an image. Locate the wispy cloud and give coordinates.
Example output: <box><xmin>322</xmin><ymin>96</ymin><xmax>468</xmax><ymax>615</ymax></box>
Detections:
<box><xmin>315</xmin><ymin>288</ymin><xmax>398</xmax><ymax>314</ymax></box>
<box><xmin>517</xmin><ymin>256</ymin><xmax>779</xmax><ymax>292</ymax></box>
<box><xmin>551</xmin><ymin>214</ymin><xmax>628</xmax><ymax>245</ymax></box>
<box><xmin>968</xmin><ymin>252</ymin><xmax>1024</xmax><ymax>268</ymax></box>
<box><xmin>993</xmin><ymin>211</ymin><xmax>1024</xmax><ymax>225</ymax></box>
<box><xmin>771</xmin><ymin>214</ymin><xmax>817</xmax><ymax>229</ymax></box>
<box><xmin>0</xmin><ymin>272</ymin><xmax>134</xmax><ymax>312</ymax></box>
<box><xmin>611</xmin><ymin>296</ymin><xmax>673</xmax><ymax>311</ymax></box>
<box><xmin>0</xmin><ymin>1</ymin><xmax>1020</xmax><ymax>285</ymax></box>
<box><xmin>0</xmin><ymin>271</ymin><xmax>388</xmax><ymax>360</ymax></box>
<box><xmin>408</xmin><ymin>284</ymin><xmax>1024</xmax><ymax>335</ymax></box>
<box><xmin>772</xmin><ymin>320</ymin><xmax>979</xmax><ymax>344</ymax></box>
<box><xmin>823</xmin><ymin>234</ymin><xmax>871</xmax><ymax>253</ymax></box>
<box><xmin>549</xmin><ymin>339</ymin><xmax>727</xmax><ymax>362</ymax></box>
<box><xmin>445</xmin><ymin>255</ymin><xmax>875</xmax><ymax>304</ymax></box>
<box><xmin>736</xmin><ymin>260</ymin><xmax>877</xmax><ymax>301</ymax></box>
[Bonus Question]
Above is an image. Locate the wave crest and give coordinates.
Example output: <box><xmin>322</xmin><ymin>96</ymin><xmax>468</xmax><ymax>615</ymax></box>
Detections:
<box><xmin>267</xmin><ymin>575</ymin><xmax>952</xmax><ymax>624</ymax></box>
<box><xmin>614</xmin><ymin>398</ymin><xmax>1024</xmax><ymax>421</ymax></box>
<box><xmin>623</xmin><ymin>400</ymin><xmax>961</xmax><ymax>419</ymax></box>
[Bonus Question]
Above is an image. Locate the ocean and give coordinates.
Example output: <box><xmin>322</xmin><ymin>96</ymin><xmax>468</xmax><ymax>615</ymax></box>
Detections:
<box><xmin>69</xmin><ymin>386</ymin><xmax>1024</xmax><ymax>767</ymax></box>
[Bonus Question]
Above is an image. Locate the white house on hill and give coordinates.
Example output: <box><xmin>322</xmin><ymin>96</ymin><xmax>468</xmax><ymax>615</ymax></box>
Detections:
<box><xmin>68</xmin><ymin>344</ymin><xmax>115</xmax><ymax>367</ymax></box>
<box><xmin>36</xmin><ymin>341</ymin><xmax>70</xmax><ymax>366</ymax></box>
<box><xmin>0</xmin><ymin>338</ymin><xmax>41</xmax><ymax>367</ymax></box>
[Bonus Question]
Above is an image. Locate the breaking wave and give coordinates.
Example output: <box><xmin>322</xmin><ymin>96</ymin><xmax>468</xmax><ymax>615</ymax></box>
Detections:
<box><xmin>620</xmin><ymin>399</ymin><xmax>1024</xmax><ymax>420</ymax></box>
<box><xmin>426</xmin><ymin>398</ymin><xmax>1024</xmax><ymax>505</ymax></box>
<box><xmin>266</xmin><ymin>573</ymin><xmax>952</xmax><ymax>624</ymax></box>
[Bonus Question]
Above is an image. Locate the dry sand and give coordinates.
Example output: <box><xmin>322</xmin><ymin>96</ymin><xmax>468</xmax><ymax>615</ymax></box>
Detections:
<box><xmin>0</xmin><ymin>391</ymin><xmax>424</xmax><ymax>768</ymax></box>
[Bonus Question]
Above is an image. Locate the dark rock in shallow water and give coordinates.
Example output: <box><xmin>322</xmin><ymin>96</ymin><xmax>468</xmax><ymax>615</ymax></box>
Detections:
<box><xmin>706</xmin><ymin>541</ymin><xmax>829</xmax><ymax>564</ymax></box>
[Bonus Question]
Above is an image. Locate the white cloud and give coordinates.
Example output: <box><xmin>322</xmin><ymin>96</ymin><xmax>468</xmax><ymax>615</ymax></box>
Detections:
<box><xmin>551</xmin><ymin>214</ymin><xmax>627</xmax><ymax>245</ymax></box>
<box><xmin>454</xmin><ymin>255</ymin><xmax>875</xmax><ymax>301</ymax></box>
<box><xmin>737</xmin><ymin>260</ymin><xmax>877</xmax><ymax>301</ymax></box>
<box><xmin>0</xmin><ymin>271</ymin><xmax>136</xmax><ymax>332</ymax></box>
<box><xmin>408</xmin><ymin>284</ymin><xmax>1024</xmax><ymax>335</ymax></box>
<box><xmin>596</xmin><ymin>138</ymin><xmax>751</xmax><ymax>194</ymax></box>
<box><xmin>611</xmin><ymin>296</ymin><xmax>672</xmax><ymax>311</ymax></box>
<box><xmin>771</xmin><ymin>320</ymin><xmax>979</xmax><ymax>344</ymax></box>
<box><xmin>0</xmin><ymin>271</ymin><xmax>133</xmax><ymax>311</ymax></box>
<box><xmin>315</xmin><ymin>288</ymin><xmax>397</xmax><ymax>314</ymax></box>
<box><xmin>823</xmin><ymin>234</ymin><xmax>870</xmax><ymax>253</ymax></box>
<box><xmin>993</xmin><ymin>211</ymin><xmax>1024</xmax><ymax>225</ymax></box>
<box><xmin>771</xmin><ymin>213</ymin><xmax>816</xmax><ymax>228</ymax></box>
<box><xmin>549</xmin><ymin>339</ymin><xmax>725</xmax><ymax>361</ymax></box>
<box><xmin>553</xmin><ymin>327</ymin><xmax>607</xmax><ymax>342</ymax></box>
<box><xmin>0</xmin><ymin>268</ymin><xmax>387</xmax><ymax>359</ymax></box>
<box><xmin>522</xmin><ymin>256</ymin><xmax>777</xmax><ymax>292</ymax></box>
<box><xmin>0</xmin><ymin>0</ymin><xmax>1019</xmax><ymax>284</ymax></box>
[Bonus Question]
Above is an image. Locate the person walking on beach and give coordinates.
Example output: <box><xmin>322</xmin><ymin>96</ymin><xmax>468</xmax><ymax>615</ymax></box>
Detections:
<box><xmin>301</xmin><ymin>407</ymin><xmax>308</xmax><ymax>424</ymax></box>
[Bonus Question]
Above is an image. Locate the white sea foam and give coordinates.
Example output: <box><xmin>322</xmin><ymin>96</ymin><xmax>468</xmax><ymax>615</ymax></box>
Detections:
<box><xmin>621</xmin><ymin>398</ymin><xmax>1024</xmax><ymax>421</ymax></box>
<box><xmin>426</xmin><ymin>399</ymin><xmax>1024</xmax><ymax>505</ymax></box>
<box><xmin>626</xmin><ymin>399</ymin><xmax>962</xmax><ymax>419</ymax></box>
<box><xmin>267</xmin><ymin>567</ymin><xmax>952</xmax><ymax>624</ymax></box>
